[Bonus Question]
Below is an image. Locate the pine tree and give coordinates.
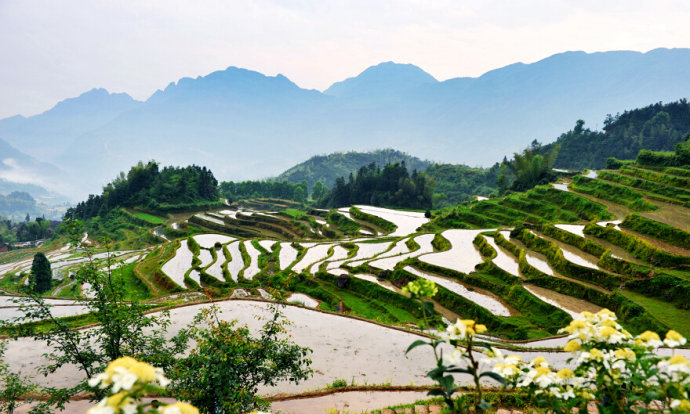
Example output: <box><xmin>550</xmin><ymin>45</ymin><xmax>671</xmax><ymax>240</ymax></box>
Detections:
<box><xmin>30</xmin><ymin>252</ymin><xmax>52</xmax><ymax>294</ymax></box>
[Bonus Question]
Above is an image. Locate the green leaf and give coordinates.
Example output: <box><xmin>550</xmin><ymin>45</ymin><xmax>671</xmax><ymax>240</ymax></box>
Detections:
<box><xmin>427</xmin><ymin>388</ymin><xmax>446</xmax><ymax>397</ymax></box>
<box><xmin>405</xmin><ymin>339</ymin><xmax>429</xmax><ymax>354</ymax></box>
<box><xmin>479</xmin><ymin>371</ymin><xmax>507</xmax><ymax>385</ymax></box>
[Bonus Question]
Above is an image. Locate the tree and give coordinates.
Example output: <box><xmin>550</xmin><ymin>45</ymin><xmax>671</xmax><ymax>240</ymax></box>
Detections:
<box><xmin>311</xmin><ymin>180</ymin><xmax>327</xmax><ymax>201</ymax></box>
<box><xmin>293</xmin><ymin>186</ymin><xmax>306</xmax><ymax>204</ymax></box>
<box><xmin>30</xmin><ymin>253</ymin><xmax>52</xmax><ymax>294</ymax></box>
<box><xmin>170</xmin><ymin>305</ymin><xmax>312</xmax><ymax>414</ymax></box>
<box><xmin>6</xmin><ymin>220</ymin><xmax>183</xmax><ymax>410</ymax></box>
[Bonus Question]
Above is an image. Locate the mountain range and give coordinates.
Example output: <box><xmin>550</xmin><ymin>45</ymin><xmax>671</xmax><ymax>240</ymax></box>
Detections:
<box><xmin>1</xmin><ymin>48</ymin><xmax>690</xmax><ymax>200</ymax></box>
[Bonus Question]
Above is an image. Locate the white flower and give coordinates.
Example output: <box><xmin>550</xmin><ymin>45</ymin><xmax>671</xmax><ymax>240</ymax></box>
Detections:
<box><xmin>88</xmin><ymin>373</ymin><xmax>109</xmax><ymax>389</ymax></box>
<box><xmin>111</xmin><ymin>367</ymin><xmax>138</xmax><ymax>392</ymax></box>
<box><xmin>122</xmin><ymin>404</ymin><xmax>137</xmax><ymax>414</ymax></box>
<box><xmin>664</xmin><ymin>330</ymin><xmax>687</xmax><ymax>348</ymax></box>
<box><xmin>86</xmin><ymin>399</ymin><xmax>115</xmax><ymax>414</ymax></box>
<box><xmin>444</xmin><ymin>348</ymin><xmax>465</xmax><ymax>365</ymax></box>
<box><xmin>162</xmin><ymin>406</ymin><xmax>182</xmax><ymax>414</ymax></box>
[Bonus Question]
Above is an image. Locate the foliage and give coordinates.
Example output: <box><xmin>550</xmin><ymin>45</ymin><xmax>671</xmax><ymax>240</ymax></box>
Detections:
<box><xmin>65</xmin><ymin>161</ymin><xmax>219</xmax><ymax>221</ymax></box>
<box><xmin>425</xmin><ymin>163</ymin><xmax>500</xmax><ymax>208</ymax></box>
<box><xmin>170</xmin><ymin>304</ymin><xmax>312</xmax><ymax>414</ymax></box>
<box><xmin>219</xmin><ymin>179</ymin><xmax>308</xmax><ymax>203</ymax></box>
<box><xmin>404</xmin><ymin>280</ymin><xmax>502</xmax><ymax>414</ymax></box>
<box><xmin>541</xmin><ymin>100</ymin><xmax>690</xmax><ymax>170</ymax></box>
<box><xmin>500</xmin><ymin>140</ymin><xmax>559</xmax><ymax>192</ymax></box>
<box><xmin>320</xmin><ymin>161</ymin><xmax>434</xmax><ymax>210</ymax></box>
<box><xmin>30</xmin><ymin>252</ymin><xmax>52</xmax><ymax>294</ymax></box>
<box><xmin>4</xmin><ymin>220</ymin><xmax>183</xmax><ymax>409</ymax></box>
<box><xmin>0</xmin><ymin>340</ymin><xmax>36</xmax><ymax>414</ymax></box>
<box><xmin>0</xmin><ymin>215</ymin><xmax>54</xmax><ymax>244</ymax></box>
<box><xmin>86</xmin><ymin>357</ymin><xmax>198</xmax><ymax>414</ymax></box>
<box><xmin>497</xmin><ymin>309</ymin><xmax>690</xmax><ymax>413</ymax></box>
<box><xmin>276</xmin><ymin>148</ymin><xmax>432</xmax><ymax>189</ymax></box>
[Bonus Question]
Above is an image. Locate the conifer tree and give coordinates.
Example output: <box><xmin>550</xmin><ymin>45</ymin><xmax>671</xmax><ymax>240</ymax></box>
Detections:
<box><xmin>30</xmin><ymin>252</ymin><xmax>52</xmax><ymax>294</ymax></box>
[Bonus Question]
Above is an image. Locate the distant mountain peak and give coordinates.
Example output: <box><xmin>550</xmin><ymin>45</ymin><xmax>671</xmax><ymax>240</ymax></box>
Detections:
<box><xmin>47</xmin><ymin>87</ymin><xmax>139</xmax><ymax>116</ymax></box>
<box><xmin>324</xmin><ymin>61</ymin><xmax>437</xmax><ymax>98</ymax></box>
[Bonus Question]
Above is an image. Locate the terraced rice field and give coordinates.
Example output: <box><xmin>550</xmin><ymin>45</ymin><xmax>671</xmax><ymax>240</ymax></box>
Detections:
<box><xmin>223</xmin><ymin>242</ymin><xmax>244</xmax><ymax>282</ymax></box>
<box><xmin>419</xmin><ymin>229</ymin><xmax>486</xmax><ymax>274</ymax></box>
<box><xmin>404</xmin><ymin>266</ymin><xmax>512</xmax><ymax>316</ymax></box>
<box><xmin>243</xmin><ymin>241</ymin><xmax>261</xmax><ymax>280</ymax></box>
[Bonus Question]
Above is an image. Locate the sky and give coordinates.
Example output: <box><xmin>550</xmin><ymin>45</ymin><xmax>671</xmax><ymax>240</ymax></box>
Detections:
<box><xmin>1</xmin><ymin>0</ymin><xmax>689</xmax><ymax>119</ymax></box>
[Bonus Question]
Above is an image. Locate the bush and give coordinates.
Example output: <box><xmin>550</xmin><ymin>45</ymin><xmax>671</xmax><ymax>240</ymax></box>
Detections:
<box><xmin>171</xmin><ymin>305</ymin><xmax>312</xmax><ymax>413</ymax></box>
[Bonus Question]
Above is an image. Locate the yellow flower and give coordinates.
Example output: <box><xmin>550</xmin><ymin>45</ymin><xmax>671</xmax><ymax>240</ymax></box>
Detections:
<box><xmin>163</xmin><ymin>402</ymin><xmax>200</xmax><ymax>414</ymax></box>
<box><xmin>668</xmin><ymin>355</ymin><xmax>690</xmax><ymax>367</ymax></box>
<box><xmin>581</xmin><ymin>311</ymin><xmax>595</xmax><ymax>320</ymax></box>
<box><xmin>636</xmin><ymin>331</ymin><xmax>663</xmax><ymax>348</ymax></box>
<box><xmin>671</xmin><ymin>400</ymin><xmax>690</xmax><ymax>412</ymax></box>
<box><xmin>613</xmin><ymin>348</ymin><xmax>636</xmax><ymax>361</ymax></box>
<box><xmin>600</xmin><ymin>319</ymin><xmax>617</xmax><ymax>328</ymax></box>
<box><xmin>665</xmin><ymin>330</ymin><xmax>687</xmax><ymax>348</ymax></box>
<box><xmin>564</xmin><ymin>339</ymin><xmax>581</xmax><ymax>353</ymax></box>
<box><xmin>534</xmin><ymin>366</ymin><xmax>551</xmax><ymax>377</ymax></box>
<box><xmin>402</xmin><ymin>280</ymin><xmax>437</xmax><ymax>298</ymax></box>
<box><xmin>475</xmin><ymin>324</ymin><xmax>487</xmax><ymax>334</ymax></box>
<box><xmin>598</xmin><ymin>326</ymin><xmax>618</xmax><ymax>338</ymax></box>
<box><xmin>596</xmin><ymin>308</ymin><xmax>616</xmax><ymax>319</ymax></box>
<box><xmin>106</xmin><ymin>392</ymin><xmax>132</xmax><ymax>408</ymax></box>
<box><xmin>556</xmin><ymin>368</ymin><xmax>574</xmax><ymax>379</ymax></box>
<box><xmin>532</xmin><ymin>356</ymin><xmax>548</xmax><ymax>367</ymax></box>
<box><xmin>589</xmin><ymin>348</ymin><xmax>604</xmax><ymax>361</ymax></box>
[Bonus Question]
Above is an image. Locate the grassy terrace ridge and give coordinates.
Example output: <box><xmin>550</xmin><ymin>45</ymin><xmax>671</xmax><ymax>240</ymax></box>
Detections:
<box><xmin>568</xmin><ymin>175</ymin><xmax>659</xmax><ymax>211</ymax></box>
<box><xmin>424</xmin><ymin>184</ymin><xmax>613</xmax><ymax>231</ymax></box>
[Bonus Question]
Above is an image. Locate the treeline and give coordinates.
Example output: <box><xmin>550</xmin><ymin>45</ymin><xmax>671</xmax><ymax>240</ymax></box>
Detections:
<box><xmin>498</xmin><ymin>140</ymin><xmax>560</xmax><ymax>193</ymax></box>
<box><xmin>542</xmin><ymin>100</ymin><xmax>690</xmax><ymax>169</ymax></box>
<box><xmin>425</xmin><ymin>163</ymin><xmax>500</xmax><ymax>208</ymax></box>
<box><xmin>319</xmin><ymin>162</ymin><xmax>434</xmax><ymax>209</ymax></box>
<box><xmin>0</xmin><ymin>216</ymin><xmax>54</xmax><ymax>244</ymax></box>
<box><xmin>65</xmin><ymin>161</ymin><xmax>220</xmax><ymax>220</ymax></box>
<box><xmin>219</xmin><ymin>179</ymin><xmax>321</xmax><ymax>203</ymax></box>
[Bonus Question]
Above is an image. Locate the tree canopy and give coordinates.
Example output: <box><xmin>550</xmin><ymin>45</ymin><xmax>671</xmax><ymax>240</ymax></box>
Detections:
<box><xmin>319</xmin><ymin>161</ymin><xmax>434</xmax><ymax>209</ymax></box>
<box><xmin>30</xmin><ymin>252</ymin><xmax>52</xmax><ymax>294</ymax></box>
<box><xmin>65</xmin><ymin>161</ymin><xmax>219</xmax><ymax>220</ymax></box>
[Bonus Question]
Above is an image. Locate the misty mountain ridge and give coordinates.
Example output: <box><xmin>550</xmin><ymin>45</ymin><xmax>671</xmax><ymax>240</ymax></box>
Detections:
<box><xmin>1</xmin><ymin>48</ymin><xmax>689</xmax><ymax>200</ymax></box>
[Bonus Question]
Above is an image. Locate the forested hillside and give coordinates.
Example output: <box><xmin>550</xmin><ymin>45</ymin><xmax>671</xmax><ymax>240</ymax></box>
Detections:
<box><xmin>65</xmin><ymin>161</ymin><xmax>220</xmax><ymax>221</ymax></box>
<box><xmin>424</xmin><ymin>163</ymin><xmax>500</xmax><ymax>207</ymax></box>
<box><xmin>276</xmin><ymin>149</ymin><xmax>431</xmax><ymax>188</ymax></box>
<box><xmin>543</xmin><ymin>100</ymin><xmax>690</xmax><ymax>169</ymax></box>
<box><xmin>319</xmin><ymin>162</ymin><xmax>433</xmax><ymax>209</ymax></box>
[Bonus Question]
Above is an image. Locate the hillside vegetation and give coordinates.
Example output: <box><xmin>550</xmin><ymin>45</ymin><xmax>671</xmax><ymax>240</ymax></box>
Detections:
<box><xmin>542</xmin><ymin>100</ymin><xmax>690</xmax><ymax>170</ymax></box>
<box><xmin>276</xmin><ymin>149</ymin><xmax>431</xmax><ymax>189</ymax></box>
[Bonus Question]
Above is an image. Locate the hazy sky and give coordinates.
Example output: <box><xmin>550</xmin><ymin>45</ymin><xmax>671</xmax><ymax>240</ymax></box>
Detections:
<box><xmin>1</xmin><ymin>0</ymin><xmax>689</xmax><ymax>119</ymax></box>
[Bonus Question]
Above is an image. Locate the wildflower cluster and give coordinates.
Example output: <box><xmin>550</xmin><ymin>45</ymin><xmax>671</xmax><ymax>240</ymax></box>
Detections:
<box><xmin>491</xmin><ymin>309</ymin><xmax>690</xmax><ymax>413</ymax></box>
<box><xmin>404</xmin><ymin>280</ymin><xmax>502</xmax><ymax>414</ymax></box>
<box><xmin>87</xmin><ymin>357</ymin><xmax>198</xmax><ymax>414</ymax></box>
<box><xmin>402</xmin><ymin>279</ymin><xmax>438</xmax><ymax>298</ymax></box>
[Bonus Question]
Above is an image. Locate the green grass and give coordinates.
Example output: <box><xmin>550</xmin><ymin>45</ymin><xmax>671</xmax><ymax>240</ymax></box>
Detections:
<box><xmin>110</xmin><ymin>263</ymin><xmax>154</xmax><ymax>301</ymax></box>
<box><xmin>133</xmin><ymin>212</ymin><xmax>167</xmax><ymax>224</ymax></box>
<box><xmin>281</xmin><ymin>208</ymin><xmax>306</xmax><ymax>219</ymax></box>
<box><xmin>619</xmin><ymin>290</ymin><xmax>690</xmax><ymax>337</ymax></box>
